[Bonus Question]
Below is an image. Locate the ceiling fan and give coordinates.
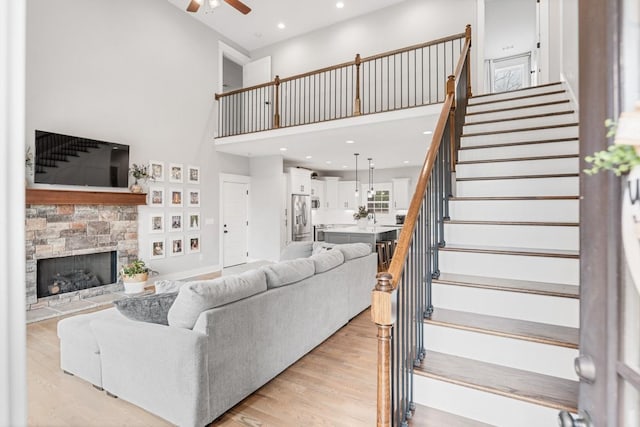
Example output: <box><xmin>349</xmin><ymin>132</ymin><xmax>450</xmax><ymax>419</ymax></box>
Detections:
<box><xmin>186</xmin><ymin>0</ymin><xmax>251</xmax><ymax>15</ymax></box>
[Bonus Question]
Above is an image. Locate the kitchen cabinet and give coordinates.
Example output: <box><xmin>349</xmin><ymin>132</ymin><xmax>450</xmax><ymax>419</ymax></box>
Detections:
<box><xmin>338</xmin><ymin>181</ymin><xmax>360</xmax><ymax>210</ymax></box>
<box><xmin>288</xmin><ymin>167</ymin><xmax>311</xmax><ymax>195</ymax></box>
<box><xmin>392</xmin><ymin>178</ymin><xmax>411</xmax><ymax>210</ymax></box>
<box><xmin>322</xmin><ymin>177</ymin><xmax>339</xmax><ymax>209</ymax></box>
<box><xmin>310</xmin><ymin>179</ymin><xmax>324</xmax><ymax>209</ymax></box>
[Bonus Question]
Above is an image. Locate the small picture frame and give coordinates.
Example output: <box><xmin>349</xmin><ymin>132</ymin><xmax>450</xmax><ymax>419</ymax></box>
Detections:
<box><xmin>170</xmin><ymin>188</ymin><xmax>183</xmax><ymax>207</ymax></box>
<box><xmin>188</xmin><ymin>189</ymin><xmax>200</xmax><ymax>207</ymax></box>
<box><xmin>149</xmin><ymin>186</ymin><xmax>164</xmax><ymax>207</ymax></box>
<box><xmin>149</xmin><ymin>214</ymin><xmax>164</xmax><ymax>234</ymax></box>
<box><xmin>187</xmin><ymin>165</ymin><xmax>200</xmax><ymax>184</ymax></box>
<box><xmin>187</xmin><ymin>235</ymin><xmax>201</xmax><ymax>254</ymax></box>
<box><xmin>187</xmin><ymin>212</ymin><xmax>200</xmax><ymax>231</ymax></box>
<box><xmin>169</xmin><ymin>212</ymin><xmax>183</xmax><ymax>233</ymax></box>
<box><xmin>149</xmin><ymin>160</ymin><xmax>164</xmax><ymax>182</ymax></box>
<box><xmin>150</xmin><ymin>238</ymin><xmax>165</xmax><ymax>259</ymax></box>
<box><xmin>169</xmin><ymin>163</ymin><xmax>184</xmax><ymax>183</ymax></box>
<box><xmin>170</xmin><ymin>237</ymin><xmax>184</xmax><ymax>257</ymax></box>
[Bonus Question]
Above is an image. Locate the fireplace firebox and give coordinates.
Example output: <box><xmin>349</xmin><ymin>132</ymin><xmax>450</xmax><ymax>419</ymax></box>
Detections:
<box><xmin>36</xmin><ymin>251</ymin><xmax>117</xmax><ymax>299</ymax></box>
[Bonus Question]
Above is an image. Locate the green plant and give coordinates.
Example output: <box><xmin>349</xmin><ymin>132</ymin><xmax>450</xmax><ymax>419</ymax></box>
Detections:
<box><xmin>120</xmin><ymin>259</ymin><xmax>149</xmax><ymax>278</ymax></box>
<box><xmin>584</xmin><ymin>120</ymin><xmax>640</xmax><ymax>176</ymax></box>
<box><xmin>353</xmin><ymin>205</ymin><xmax>369</xmax><ymax>220</ymax></box>
<box><xmin>25</xmin><ymin>146</ymin><xmax>33</xmax><ymax>171</ymax></box>
<box><xmin>129</xmin><ymin>163</ymin><xmax>152</xmax><ymax>182</ymax></box>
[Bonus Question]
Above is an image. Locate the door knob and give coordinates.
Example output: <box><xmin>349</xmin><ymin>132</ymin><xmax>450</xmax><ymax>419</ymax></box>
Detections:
<box><xmin>224</xmin><ymin>230</ymin><xmax>228</xmax><ymax>234</ymax></box>
<box><xmin>558</xmin><ymin>411</ymin><xmax>593</xmax><ymax>427</ymax></box>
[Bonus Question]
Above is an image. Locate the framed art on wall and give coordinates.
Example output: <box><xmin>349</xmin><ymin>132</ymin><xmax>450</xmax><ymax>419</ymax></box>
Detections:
<box><xmin>169</xmin><ymin>163</ymin><xmax>184</xmax><ymax>183</ymax></box>
<box><xmin>149</xmin><ymin>214</ymin><xmax>164</xmax><ymax>234</ymax></box>
<box><xmin>187</xmin><ymin>212</ymin><xmax>200</xmax><ymax>231</ymax></box>
<box><xmin>188</xmin><ymin>189</ymin><xmax>200</xmax><ymax>207</ymax></box>
<box><xmin>149</xmin><ymin>160</ymin><xmax>165</xmax><ymax>182</ymax></box>
<box><xmin>187</xmin><ymin>235</ymin><xmax>201</xmax><ymax>254</ymax></box>
<box><xmin>149</xmin><ymin>186</ymin><xmax>165</xmax><ymax>207</ymax></box>
<box><xmin>170</xmin><ymin>188</ymin><xmax>183</xmax><ymax>207</ymax></box>
<box><xmin>169</xmin><ymin>212</ymin><xmax>183</xmax><ymax>233</ymax></box>
<box><xmin>150</xmin><ymin>238</ymin><xmax>165</xmax><ymax>259</ymax></box>
<box><xmin>187</xmin><ymin>165</ymin><xmax>200</xmax><ymax>184</ymax></box>
<box><xmin>170</xmin><ymin>237</ymin><xmax>184</xmax><ymax>257</ymax></box>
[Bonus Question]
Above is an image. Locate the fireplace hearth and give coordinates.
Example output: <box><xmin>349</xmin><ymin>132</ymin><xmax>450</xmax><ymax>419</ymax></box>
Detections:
<box><xmin>37</xmin><ymin>251</ymin><xmax>116</xmax><ymax>298</ymax></box>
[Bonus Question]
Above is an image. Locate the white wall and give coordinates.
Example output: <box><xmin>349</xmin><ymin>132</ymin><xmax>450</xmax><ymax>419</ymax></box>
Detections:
<box><xmin>484</xmin><ymin>0</ymin><xmax>536</xmax><ymax>60</ymax></box>
<box><xmin>248</xmin><ymin>156</ymin><xmax>284</xmax><ymax>261</ymax></box>
<box><xmin>26</xmin><ymin>0</ymin><xmax>249</xmax><ymax>276</ymax></box>
<box><xmin>251</xmin><ymin>0</ymin><xmax>476</xmax><ymax>79</ymax></box>
<box><xmin>560</xmin><ymin>0</ymin><xmax>579</xmax><ymax>102</ymax></box>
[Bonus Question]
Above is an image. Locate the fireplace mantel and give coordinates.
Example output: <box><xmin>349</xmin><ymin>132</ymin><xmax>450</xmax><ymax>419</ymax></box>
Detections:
<box><xmin>26</xmin><ymin>188</ymin><xmax>147</xmax><ymax>205</ymax></box>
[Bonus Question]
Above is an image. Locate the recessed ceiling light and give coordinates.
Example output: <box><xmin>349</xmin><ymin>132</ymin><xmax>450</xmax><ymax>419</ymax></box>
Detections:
<box><xmin>326</xmin><ymin>161</ymin><xmax>332</xmax><ymax>164</ymax></box>
<box><xmin>423</xmin><ymin>130</ymin><xmax>433</xmax><ymax>135</ymax></box>
<box><xmin>305</xmin><ymin>155</ymin><xmax>312</xmax><ymax>159</ymax></box>
<box><xmin>336</xmin><ymin>1</ymin><xmax>345</xmax><ymax>8</ymax></box>
<box><xmin>403</xmin><ymin>160</ymin><xmax>409</xmax><ymax>164</ymax></box>
<box><xmin>342</xmin><ymin>165</ymin><xmax>348</xmax><ymax>169</ymax></box>
<box><xmin>277</xmin><ymin>22</ymin><xmax>286</xmax><ymax>30</ymax></box>
<box><xmin>279</xmin><ymin>147</ymin><xmax>287</xmax><ymax>151</ymax></box>
<box><xmin>345</xmin><ymin>140</ymin><xmax>355</xmax><ymax>144</ymax></box>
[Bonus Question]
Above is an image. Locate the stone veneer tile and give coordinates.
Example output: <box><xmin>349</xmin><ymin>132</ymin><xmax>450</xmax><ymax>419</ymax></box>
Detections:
<box><xmin>25</xmin><ymin>218</ymin><xmax>46</xmax><ymax>231</ymax></box>
<box><xmin>87</xmin><ymin>221</ymin><xmax>110</xmax><ymax>235</ymax></box>
<box><xmin>57</xmin><ymin>205</ymin><xmax>74</xmax><ymax>215</ymax></box>
<box><xmin>26</xmin><ymin>307</ymin><xmax>59</xmax><ymax>323</ymax></box>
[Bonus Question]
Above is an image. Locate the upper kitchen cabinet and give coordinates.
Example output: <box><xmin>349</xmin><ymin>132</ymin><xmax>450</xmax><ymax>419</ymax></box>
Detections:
<box><xmin>288</xmin><ymin>167</ymin><xmax>311</xmax><ymax>195</ymax></box>
<box><xmin>392</xmin><ymin>178</ymin><xmax>411</xmax><ymax>210</ymax></box>
<box><xmin>310</xmin><ymin>179</ymin><xmax>324</xmax><ymax>209</ymax></box>
<box><xmin>322</xmin><ymin>177</ymin><xmax>340</xmax><ymax>209</ymax></box>
<box><xmin>338</xmin><ymin>181</ymin><xmax>361</xmax><ymax>210</ymax></box>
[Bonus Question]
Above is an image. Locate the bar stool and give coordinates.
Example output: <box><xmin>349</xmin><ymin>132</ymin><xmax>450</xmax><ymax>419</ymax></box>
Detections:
<box><xmin>375</xmin><ymin>242</ymin><xmax>388</xmax><ymax>272</ymax></box>
<box><xmin>383</xmin><ymin>240</ymin><xmax>393</xmax><ymax>261</ymax></box>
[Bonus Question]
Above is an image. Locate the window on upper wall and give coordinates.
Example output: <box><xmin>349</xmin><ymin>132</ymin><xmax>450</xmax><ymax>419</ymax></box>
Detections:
<box><xmin>367</xmin><ymin>189</ymin><xmax>390</xmax><ymax>214</ymax></box>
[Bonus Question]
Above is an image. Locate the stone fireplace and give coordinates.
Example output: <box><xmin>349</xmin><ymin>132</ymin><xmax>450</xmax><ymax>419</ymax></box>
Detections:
<box><xmin>25</xmin><ymin>189</ymin><xmax>145</xmax><ymax>310</ymax></box>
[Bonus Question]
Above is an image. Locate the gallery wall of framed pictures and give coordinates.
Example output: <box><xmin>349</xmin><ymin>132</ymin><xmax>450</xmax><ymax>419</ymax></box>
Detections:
<box><xmin>146</xmin><ymin>161</ymin><xmax>201</xmax><ymax>260</ymax></box>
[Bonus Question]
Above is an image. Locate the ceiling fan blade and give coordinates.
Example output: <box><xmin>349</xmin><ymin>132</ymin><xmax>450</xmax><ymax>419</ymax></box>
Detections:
<box><xmin>186</xmin><ymin>0</ymin><xmax>202</xmax><ymax>13</ymax></box>
<box><xmin>224</xmin><ymin>0</ymin><xmax>251</xmax><ymax>14</ymax></box>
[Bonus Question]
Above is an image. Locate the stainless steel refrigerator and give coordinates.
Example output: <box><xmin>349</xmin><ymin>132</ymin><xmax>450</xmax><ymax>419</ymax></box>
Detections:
<box><xmin>291</xmin><ymin>194</ymin><xmax>311</xmax><ymax>241</ymax></box>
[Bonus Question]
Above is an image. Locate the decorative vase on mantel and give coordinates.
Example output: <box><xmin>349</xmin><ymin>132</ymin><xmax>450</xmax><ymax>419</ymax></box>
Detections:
<box><xmin>130</xmin><ymin>180</ymin><xmax>143</xmax><ymax>193</ymax></box>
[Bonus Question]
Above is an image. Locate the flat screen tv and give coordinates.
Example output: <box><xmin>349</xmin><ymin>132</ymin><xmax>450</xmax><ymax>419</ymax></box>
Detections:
<box><xmin>34</xmin><ymin>130</ymin><xmax>130</xmax><ymax>188</ymax></box>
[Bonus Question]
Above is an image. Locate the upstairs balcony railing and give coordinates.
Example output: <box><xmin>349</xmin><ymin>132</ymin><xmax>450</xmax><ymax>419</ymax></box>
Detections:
<box><xmin>214</xmin><ymin>29</ymin><xmax>469</xmax><ymax>138</ymax></box>
<box><xmin>371</xmin><ymin>26</ymin><xmax>471</xmax><ymax>427</ymax></box>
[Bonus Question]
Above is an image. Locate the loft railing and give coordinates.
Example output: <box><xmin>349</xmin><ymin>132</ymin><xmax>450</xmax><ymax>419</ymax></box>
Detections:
<box><xmin>371</xmin><ymin>26</ymin><xmax>471</xmax><ymax>427</ymax></box>
<box><xmin>214</xmin><ymin>32</ymin><xmax>467</xmax><ymax>138</ymax></box>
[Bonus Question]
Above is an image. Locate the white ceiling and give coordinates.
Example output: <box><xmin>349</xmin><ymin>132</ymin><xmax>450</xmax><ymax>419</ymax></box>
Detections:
<box><xmin>215</xmin><ymin>105</ymin><xmax>441</xmax><ymax>172</ymax></box>
<box><xmin>167</xmin><ymin>0</ymin><xmax>406</xmax><ymax>51</ymax></box>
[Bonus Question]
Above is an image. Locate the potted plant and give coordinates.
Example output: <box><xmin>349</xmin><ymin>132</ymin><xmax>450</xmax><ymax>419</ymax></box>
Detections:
<box><xmin>120</xmin><ymin>259</ymin><xmax>150</xmax><ymax>294</ymax></box>
<box><xmin>128</xmin><ymin>163</ymin><xmax>152</xmax><ymax>193</ymax></box>
<box><xmin>25</xmin><ymin>146</ymin><xmax>33</xmax><ymax>186</ymax></box>
<box><xmin>353</xmin><ymin>205</ymin><xmax>370</xmax><ymax>229</ymax></box>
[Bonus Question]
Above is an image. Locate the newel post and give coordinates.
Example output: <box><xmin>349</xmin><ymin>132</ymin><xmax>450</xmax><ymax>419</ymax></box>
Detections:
<box><xmin>372</xmin><ymin>272</ymin><xmax>395</xmax><ymax>427</ymax></box>
<box><xmin>274</xmin><ymin>75</ymin><xmax>281</xmax><ymax>129</ymax></box>
<box><xmin>354</xmin><ymin>54</ymin><xmax>362</xmax><ymax>116</ymax></box>
<box><xmin>465</xmin><ymin>24</ymin><xmax>472</xmax><ymax>98</ymax></box>
<box><xmin>447</xmin><ymin>75</ymin><xmax>457</xmax><ymax>172</ymax></box>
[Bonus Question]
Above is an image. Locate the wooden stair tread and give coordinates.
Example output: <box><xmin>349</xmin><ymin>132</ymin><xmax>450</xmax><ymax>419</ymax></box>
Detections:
<box><xmin>456</xmin><ymin>173</ymin><xmax>578</xmax><ymax>181</ymax></box>
<box><xmin>433</xmin><ymin>272</ymin><xmax>579</xmax><ymax>299</ymax></box>
<box><xmin>439</xmin><ymin>244</ymin><xmax>580</xmax><ymax>259</ymax></box>
<box><xmin>415</xmin><ymin>351</ymin><xmax>578</xmax><ymax>412</ymax></box>
<box><xmin>466</xmin><ymin>99</ymin><xmax>570</xmax><ymax>116</ymax></box>
<box><xmin>465</xmin><ymin>110</ymin><xmax>574</xmax><ymax>126</ymax></box>
<box><xmin>462</xmin><ymin>123</ymin><xmax>578</xmax><ymax>138</ymax></box>
<box><xmin>469</xmin><ymin>82</ymin><xmax>563</xmax><ymax>100</ymax></box>
<box><xmin>409</xmin><ymin>404</ymin><xmax>495</xmax><ymax>427</ymax></box>
<box><xmin>444</xmin><ymin>219</ymin><xmax>579</xmax><ymax>227</ymax></box>
<box><xmin>468</xmin><ymin>89</ymin><xmax>566</xmax><ymax>107</ymax></box>
<box><xmin>459</xmin><ymin>137</ymin><xmax>579</xmax><ymax>151</ymax></box>
<box><xmin>427</xmin><ymin>308</ymin><xmax>579</xmax><ymax>349</ymax></box>
<box><xmin>456</xmin><ymin>154</ymin><xmax>579</xmax><ymax>165</ymax></box>
<box><xmin>450</xmin><ymin>196</ymin><xmax>580</xmax><ymax>201</ymax></box>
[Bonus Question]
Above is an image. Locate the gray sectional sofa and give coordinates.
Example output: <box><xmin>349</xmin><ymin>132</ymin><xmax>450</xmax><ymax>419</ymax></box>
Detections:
<box><xmin>57</xmin><ymin>242</ymin><xmax>376</xmax><ymax>427</ymax></box>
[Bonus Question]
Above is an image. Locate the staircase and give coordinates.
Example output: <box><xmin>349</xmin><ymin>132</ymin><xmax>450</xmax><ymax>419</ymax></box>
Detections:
<box><xmin>411</xmin><ymin>82</ymin><xmax>580</xmax><ymax>426</ymax></box>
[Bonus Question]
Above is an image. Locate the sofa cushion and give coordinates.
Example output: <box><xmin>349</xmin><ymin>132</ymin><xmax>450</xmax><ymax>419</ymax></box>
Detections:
<box><xmin>113</xmin><ymin>292</ymin><xmax>179</xmax><ymax>325</ymax></box>
<box><xmin>309</xmin><ymin>250</ymin><xmax>344</xmax><ymax>273</ymax></box>
<box><xmin>312</xmin><ymin>242</ymin><xmax>336</xmax><ymax>255</ymax></box>
<box><xmin>335</xmin><ymin>243</ymin><xmax>372</xmax><ymax>260</ymax></box>
<box><xmin>261</xmin><ymin>258</ymin><xmax>315</xmax><ymax>288</ymax></box>
<box><xmin>154</xmin><ymin>279</ymin><xmax>186</xmax><ymax>294</ymax></box>
<box><xmin>168</xmin><ymin>269</ymin><xmax>267</xmax><ymax>329</ymax></box>
<box><xmin>279</xmin><ymin>241</ymin><xmax>314</xmax><ymax>260</ymax></box>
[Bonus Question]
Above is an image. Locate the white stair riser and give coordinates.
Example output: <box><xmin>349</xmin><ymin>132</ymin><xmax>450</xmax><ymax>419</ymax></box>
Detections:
<box><xmin>456</xmin><ymin>177</ymin><xmax>579</xmax><ymax>197</ymax></box>
<box><xmin>444</xmin><ymin>223</ymin><xmax>579</xmax><ymax>251</ymax></box>
<box><xmin>439</xmin><ymin>251</ymin><xmax>579</xmax><ymax>286</ymax></box>
<box><xmin>432</xmin><ymin>282</ymin><xmax>579</xmax><ymax>326</ymax></box>
<box><xmin>456</xmin><ymin>157</ymin><xmax>579</xmax><ymax>178</ymax></box>
<box><xmin>414</xmin><ymin>376</ymin><xmax>565</xmax><ymax>427</ymax></box>
<box><xmin>463</xmin><ymin>113</ymin><xmax>575</xmax><ymax>134</ymax></box>
<box><xmin>458</xmin><ymin>140</ymin><xmax>579</xmax><ymax>162</ymax></box>
<box><xmin>465</xmin><ymin>102</ymin><xmax>572</xmax><ymax>124</ymax></box>
<box><xmin>467</xmin><ymin>92</ymin><xmax>567</xmax><ymax>114</ymax></box>
<box><xmin>462</xmin><ymin>126</ymin><xmax>579</xmax><ymax>147</ymax></box>
<box><xmin>449</xmin><ymin>199</ymin><xmax>579</xmax><ymax>222</ymax></box>
<box><xmin>469</xmin><ymin>85</ymin><xmax>564</xmax><ymax>105</ymax></box>
<box><xmin>423</xmin><ymin>324</ymin><xmax>579</xmax><ymax>380</ymax></box>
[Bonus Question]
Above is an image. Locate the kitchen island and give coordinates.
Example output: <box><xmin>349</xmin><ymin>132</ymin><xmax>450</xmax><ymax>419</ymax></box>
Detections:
<box><xmin>323</xmin><ymin>225</ymin><xmax>399</xmax><ymax>250</ymax></box>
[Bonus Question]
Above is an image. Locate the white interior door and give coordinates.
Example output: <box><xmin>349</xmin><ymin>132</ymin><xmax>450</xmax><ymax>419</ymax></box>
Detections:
<box><xmin>242</xmin><ymin>56</ymin><xmax>272</xmax><ymax>132</ymax></box>
<box><xmin>222</xmin><ymin>181</ymin><xmax>249</xmax><ymax>267</ymax></box>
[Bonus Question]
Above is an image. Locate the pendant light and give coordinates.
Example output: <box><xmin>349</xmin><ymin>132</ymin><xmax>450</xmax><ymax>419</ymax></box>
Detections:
<box><xmin>354</xmin><ymin>153</ymin><xmax>360</xmax><ymax>199</ymax></box>
<box><xmin>367</xmin><ymin>158</ymin><xmax>373</xmax><ymax>198</ymax></box>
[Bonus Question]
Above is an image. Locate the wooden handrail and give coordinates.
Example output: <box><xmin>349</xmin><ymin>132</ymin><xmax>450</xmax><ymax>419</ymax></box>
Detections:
<box><xmin>360</xmin><ymin>32</ymin><xmax>466</xmax><ymax>63</ymax></box>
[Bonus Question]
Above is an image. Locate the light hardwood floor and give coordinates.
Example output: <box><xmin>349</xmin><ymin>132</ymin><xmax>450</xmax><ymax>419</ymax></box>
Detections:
<box><xmin>27</xmin><ymin>307</ymin><xmax>379</xmax><ymax>426</ymax></box>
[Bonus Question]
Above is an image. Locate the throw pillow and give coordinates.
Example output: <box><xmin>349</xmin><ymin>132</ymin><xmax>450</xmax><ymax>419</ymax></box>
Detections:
<box><xmin>113</xmin><ymin>292</ymin><xmax>178</xmax><ymax>325</ymax></box>
<box><xmin>309</xmin><ymin>250</ymin><xmax>344</xmax><ymax>273</ymax></box>
<box><xmin>335</xmin><ymin>243</ymin><xmax>372</xmax><ymax>260</ymax></box>
<box><xmin>168</xmin><ymin>269</ymin><xmax>267</xmax><ymax>329</ymax></box>
<box><xmin>260</xmin><ymin>258</ymin><xmax>315</xmax><ymax>288</ymax></box>
<box><xmin>279</xmin><ymin>241</ymin><xmax>314</xmax><ymax>260</ymax></box>
<box><xmin>154</xmin><ymin>279</ymin><xmax>185</xmax><ymax>294</ymax></box>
